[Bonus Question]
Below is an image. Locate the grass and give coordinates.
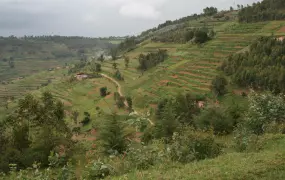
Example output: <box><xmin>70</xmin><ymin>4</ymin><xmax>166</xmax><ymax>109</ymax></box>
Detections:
<box><xmin>95</xmin><ymin>19</ymin><xmax>285</xmax><ymax>110</ymax></box>
<box><xmin>111</xmin><ymin>134</ymin><xmax>285</xmax><ymax>180</ymax></box>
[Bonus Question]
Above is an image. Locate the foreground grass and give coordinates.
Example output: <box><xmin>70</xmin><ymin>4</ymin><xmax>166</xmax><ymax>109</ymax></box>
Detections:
<box><xmin>111</xmin><ymin>134</ymin><xmax>285</xmax><ymax>180</ymax></box>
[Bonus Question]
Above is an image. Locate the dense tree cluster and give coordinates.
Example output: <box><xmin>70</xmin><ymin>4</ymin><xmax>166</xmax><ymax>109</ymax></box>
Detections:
<box><xmin>139</xmin><ymin>14</ymin><xmax>201</xmax><ymax>38</ymax></box>
<box><xmin>117</xmin><ymin>37</ymin><xmax>137</xmax><ymax>52</ymax></box>
<box><xmin>139</xmin><ymin>6</ymin><xmax>218</xmax><ymax>39</ymax></box>
<box><xmin>203</xmin><ymin>7</ymin><xmax>218</xmax><ymax>16</ymax></box>
<box><xmin>152</xmin><ymin>27</ymin><xmax>214</xmax><ymax>44</ymax></box>
<box><xmin>0</xmin><ymin>92</ymin><xmax>73</xmax><ymax>173</ymax></box>
<box><xmin>137</xmin><ymin>49</ymin><xmax>168</xmax><ymax>71</ymax></box>
<box><xmin>221</xmin><ymin>36</ymin><xmax>285</xmax><ymax>93</ymax></box>
<box><xmin>238</xmin><ymin>0</ymin><xmax>285</xmax><ymax>23</ymax></box>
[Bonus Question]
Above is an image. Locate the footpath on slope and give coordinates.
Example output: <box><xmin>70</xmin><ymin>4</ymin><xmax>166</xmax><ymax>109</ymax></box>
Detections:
<box><xmin>100</xmin><ymin>73</ymin><xmax>154</xmax><ymax>125</ymax></box>
<box><xmin>72</xmin><ymin>73</ymin><xmax>154</xmax><ymax>142</ymax></box>
<box><xmin>100</xmin><ymin>73</ymin><xmax>128</xmax><ymax>107</ymax></box>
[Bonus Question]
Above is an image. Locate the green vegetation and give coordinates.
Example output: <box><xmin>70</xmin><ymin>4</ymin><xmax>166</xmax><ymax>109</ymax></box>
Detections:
<box><xmin>137</xmin><ymin>49</ymin><xmax>168</xmax><ymax>71</ymax></box>
<box><xmin>2</xmin><ymin>0</ymin><xmax>285</xmax><ymax>179</ymax></box>
<box><xmin>221</xmin><ymin>36</ymin><xmax>285</xmax><ymax>93</ymax></box>
<box><xmin>239</xmin><ymin>0</ymin><xmax>285</xmax><ymax>22</ymax></box>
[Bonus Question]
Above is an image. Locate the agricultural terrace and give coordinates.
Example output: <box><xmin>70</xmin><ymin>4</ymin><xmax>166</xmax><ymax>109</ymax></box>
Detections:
<box><xmin>100</xmin><ymin>20</ymin><xmax>285</xmax><ymax>109</ymax></box>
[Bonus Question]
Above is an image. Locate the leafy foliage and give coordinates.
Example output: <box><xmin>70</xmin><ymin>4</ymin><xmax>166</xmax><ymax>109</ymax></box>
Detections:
<box><xmin>138</xmin><ymin>49</ymin><xmax>168</xmax><ymax>71</ymax></box>
<box><xmin>100</xmin><ymin>87</ymin><xmax>108</xmax><ymax>97</ymax></box>
<box><xmin>245</xmin><ymin>91</ymin><xmax>285</xmax><ymax>135</ymax></box>
<box><xmin>194</xmin><ymin>105</ymin><xmax>237</xmax><ymax>135</ymax></box>
<box><xmin>85</xmin><ymin>161</ymin><xmax>112</xmax><ymax>179</ymax></box>
<box><xmin>238</xmin><ymin>0</ymin><xmax>285</xmax><ymax>23</ymax></box>
<box><xmin>169</xmin><ymin>128</ymin><xmax>222</xmax><ymax>163</ymax></box>
<box><xmin>114</xmin><ymin>70</ymin><xmax>124</xmax><ymax>81</ymax></box>
<box><xmin>0</xmin><ymin>92</ymin><xmax>72</xmax><ymax>173</ymax></box>
<box><xmin>81</xmin><ymin>112</ymin><xmax>91</xmax><ymax>126</ymax></box>
<box><xmin>203</xmin><ymin>7</ymin><xmax>218</xmax><ymax>16</ymax></box>
<box><xmin>152</xmin><ymin>27</ymin><xmax>213</xmax><ymax>44</ymax></box>
<box><xmin>211</xmin><ymin>75</ymin><xmax>228</xmax><ymax>96</ymax></box>
<box><xmin>99</xmin><ymin>113</ymin><xmax>128</xmax><ymax>155</ymax></box>
<box><xmin>221</xmin><ymin>37</ymin><xmax>285</xmax><ymax>93</ymax></box>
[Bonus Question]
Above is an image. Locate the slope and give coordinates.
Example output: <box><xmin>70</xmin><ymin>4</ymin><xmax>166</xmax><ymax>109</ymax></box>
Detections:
<box><xmin>100</xmin><ymin>16</ymin><xmax>285</xmax><ymax>109</ymax></box>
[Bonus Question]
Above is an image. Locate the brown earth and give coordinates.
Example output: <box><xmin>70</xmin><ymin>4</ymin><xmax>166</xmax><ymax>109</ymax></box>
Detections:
<box><xmin>278</xmin><ymin>26</ymin><xmax>285</xmax><ymax>32</ymax></box>
<box><xmin>171</xmin><ymin>74</ymin><xmax>179</xmax><ymax>79</ymax></box>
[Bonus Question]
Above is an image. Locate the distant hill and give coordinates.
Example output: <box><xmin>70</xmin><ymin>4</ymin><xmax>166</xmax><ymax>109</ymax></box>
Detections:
<box><xmin>0</xmin><ymin>36</ymin><xmax>115</xmax><ymax>82</ymax></box>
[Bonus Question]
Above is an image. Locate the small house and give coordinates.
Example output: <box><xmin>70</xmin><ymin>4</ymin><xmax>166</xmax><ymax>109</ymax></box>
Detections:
<box><xmin>75</xmin><ymin>72</ymin><xmax>88</xmax><ymax>80</ymax></box>
<box><xmin>277</xmin><ymin>36</ymin><xmax>285</xmax><ymax>42</ymax></box>
<box><xmin>198</xmin><ymin>101</ymin><xmax>205</xmax><ymax>108</ymax></box>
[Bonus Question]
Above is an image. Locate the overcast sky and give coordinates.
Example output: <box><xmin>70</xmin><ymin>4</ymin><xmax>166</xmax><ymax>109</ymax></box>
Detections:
<box><xmin>0</xmin><ymin>0</ymin><xmax>259</xmax><ymax>37</ymax></box>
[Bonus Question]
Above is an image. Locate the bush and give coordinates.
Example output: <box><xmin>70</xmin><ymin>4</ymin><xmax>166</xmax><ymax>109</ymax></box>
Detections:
<box><xmin>81</xmin><ymin>112</ymin><xmax>91</xmax><ymax>126</ymax></box>
<box><xmin>233</xmin><ymin>124</ymin><xmax>284</xmax><ymax>152</ymax></box>
<box><xmin>194</xmin><ymin>106</ymin><xmax>236</xmax><ymax>135</ymax></box>
<box><xmin>125</xmin><ymin>141</ymin><xmax>166</xmax><ymax>170</ymax></box>
<box><xmin>114</xmin><ymin>70</ymin><xmax>124</xmax><ymax>81</ymax></box>
<box><xmin>245</xmin><ymin>91</ymin><xmax>285</xmax><ymax>135</ymax></box>
<box><xmin>116</xmin><ymin>96</ymin><xmax>125</xmax><ymax>109</ymax></box>
<box><xmin>168</xmin><ymin>128</ymin><xmax>222</xmax><ymax>163</ymax></box>
<box><xmin>98</xmin><ymin>114</ymin><xmax>128</xmax><ymax>154</ymax></box>
<box><xmin>85</xmin><ymin>161</ymin><xmax>112</xmax><ymax>179</ymax></box>
<box><xmin>100</xmin><ymin>87</ymin><xmax>107</xmax><ymax>97</ymax></box>
<box><xmin>211</xmin><ymin>75</ymin><xmax>228</xmax><ymax>96</ymax></box>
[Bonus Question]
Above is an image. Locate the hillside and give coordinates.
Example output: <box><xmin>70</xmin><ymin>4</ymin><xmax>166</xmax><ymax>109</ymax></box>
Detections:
<box><xmin>101</xmin><ymin>17</ymin><xmax>285</xmax><ymax>109</ymax></box>
<box><xmin>1</xmin><ymin>0</ymin><xmax>285</xmax><ymax>179</ymax></box>
<box><xmin>0</xmin><ymin>36</ymin><xmax>114</xmax><ymax>115</ymax></box>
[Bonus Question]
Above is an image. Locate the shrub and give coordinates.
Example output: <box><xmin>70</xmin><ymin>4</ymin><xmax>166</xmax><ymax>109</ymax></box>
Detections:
<box><xmin>85</xmin><ymin>161</ymin><xmax>112</xmax><ymax>179</ymax></box>
<box><xmin>194</xmin><ymin>106</ymin><xmax>236</xmax><ymax>135</ymax></box>
<box><xmin>126</xmin><ymin>96</ymin><xmax>133</xmax><ymax>111</ymax></box>
<box><xmin>233</xmin><ymin>124</ymin><xmax>284</xmax><ymax>152</ymax></box>
<box><xmin>211</xmin><ymin>75</ymin><xmax>228</xmax><ymax>96</ymax></box>
<box><xmin>100</xmin><ymin>87</ymin><xmax>107</xmax><ymax>97</ymax></box>
<box><xmin>125</xmin><ymin>141</ymin><xmax>166</xmax><ymax>170</ymax></box>
<box><xmin>245</xmin><ymin>91</ymin><xmax>285</xmax><ymax>135</ymax></box>
<box><xmin>81</xmin><ymin>112</ymin><xmax>91</xmax><ymax>126</ymax></box>
<box><xmin>168</xmin><ymin>128</ymin><xmax>222</xmax><ymax>163</ymax></box>
<box><xmin>98</xmin><ymin>113</ymin><xmax>128</xmax><ymax>154</ymax></box>
<box><xmin>114</xmin><ymin>70</ymin><xmax>124</xmax><ymax>81</ymax></box>
<box><xmin>116</xmin><ymin>96</ymin><xmax>125</xmax><ymax>109</ymax></box>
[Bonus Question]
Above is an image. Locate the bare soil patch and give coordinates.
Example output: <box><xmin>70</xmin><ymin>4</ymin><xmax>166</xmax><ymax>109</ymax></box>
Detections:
<box><xmin>105</xmin><ymin>93</ymin><xmax>114</xmax><ymax>99</ymax></box>
<box><xmin>171</xmin><ymin>74</ymin><xmax>179</xmax><ymax>79</ymax></box>
<box><xmin>149</xmin><ymin>104</ymin><xmax>158</xmax><ymax>109</ymax></box>
<box><xmin>63</xmin><ymin>100</ymin><xmax>72</xmax><ymax>107</ymax></box>
<box><xmin>214</xmin><ymin>52</ymin><xmax>226</xmax><ymax>57</ymax></box>
<box><xmin>278</xmin><ymin>26</ymin><xmax>285</xmax><ymax>32</ymax></box>
<box><xmin>159</xmin><ymin>80</ymin><xmax>170</xmax><ymax>86</ymax></box>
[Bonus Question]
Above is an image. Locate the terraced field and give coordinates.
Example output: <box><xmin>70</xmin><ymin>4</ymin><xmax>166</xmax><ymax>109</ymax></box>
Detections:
<box><xmin>0</xmin><ymin>58</ymin><xmax>78</xmax><ymax>82</ymax></box>
<box><xmin>35</xmin><ymin>77</ymin><xmax>124</xmax><ymax>125</ymax></box>
<box><xmin>99</xmin><ymin>20</ymin><xmax>285</xmax><ymax>109</ymax></box>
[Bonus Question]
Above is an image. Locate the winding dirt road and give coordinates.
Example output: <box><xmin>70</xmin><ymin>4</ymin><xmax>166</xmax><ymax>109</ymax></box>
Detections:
<box><xmin>100</xmin><ymin>73</ymin><xmax>154</xmax><ymax>125</ymax></box>
<box><xmin>100</xmin><ymin>73</ymin><xmax>129</xmax><ymax>107</ymax></box>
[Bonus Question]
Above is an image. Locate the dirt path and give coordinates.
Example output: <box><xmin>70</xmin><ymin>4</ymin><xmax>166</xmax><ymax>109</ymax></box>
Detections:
<box><xmin>100</xmin><ymin>73</ymin><xmax>154</xmax><ymax>125</ymax></box>
<box><xmin>100</xmin><ymin>73</ymin><xmax>128</xmax><ymax>107</ymax></box>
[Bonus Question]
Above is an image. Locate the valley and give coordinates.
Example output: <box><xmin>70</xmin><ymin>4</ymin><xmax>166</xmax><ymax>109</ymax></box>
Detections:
<box><xmin>1</xmin><ymin>0</ymin><xmax>285</xmax><ymax>179</ymax></box>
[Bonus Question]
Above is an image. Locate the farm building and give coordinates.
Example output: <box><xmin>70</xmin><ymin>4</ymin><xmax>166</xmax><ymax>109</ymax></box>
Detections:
<box><xmin>198</xmin><ymin>101</ymin><xmax>205</xmax><ymax>108</ymax></box>
<box><xmin>75</xmin><ymin>73</ymin><xmax>88</xmax><ymax>80</ymax></box>
<box><xmin>277</xmin><ymin>36</ymin><xmax>285</xmax><ymax>41</ymax></box>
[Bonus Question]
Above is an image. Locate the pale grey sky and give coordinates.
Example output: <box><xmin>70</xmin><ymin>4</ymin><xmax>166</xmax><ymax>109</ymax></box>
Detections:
<box><xmin>0</xmin><ymin>0</ymin><xmax>259</xmax><ymax>37</ymax></box>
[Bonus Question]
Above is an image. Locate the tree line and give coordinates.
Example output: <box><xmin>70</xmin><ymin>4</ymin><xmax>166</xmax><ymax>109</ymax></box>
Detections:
<box><xmin>137</xmin><ymin>49</ymin><xmax>168</xmax><ymax>71</ymax></box>
<box><xmin>238</xmin><ymin>0</ymin><xmax>285</xmax><ymax>23</ymax></box>
<box><xmin>151</xmin><ymin>27</ymin><xmax>215</xmax><ymax>44</ymax></box>
<box><xmin>139</xmin><ymin>6</ymin><xmax>218</xmax><ymax>39</ymax></box>
<box><xmin>220</xmin><ymin>36</ymin><xmax>285</xmax><ymax>93</ymax></box>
